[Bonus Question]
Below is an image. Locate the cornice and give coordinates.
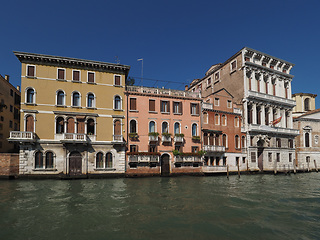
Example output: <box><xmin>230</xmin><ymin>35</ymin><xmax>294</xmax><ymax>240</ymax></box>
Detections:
<box><xmin>125</xmin><ymin>91</ymin><xmax>202</xmax><ymax>101</ymax></box>
<box><xmin>245</xmin><ymin>62</ymin><xmax>294</xmax><ymax>79</ymax></box>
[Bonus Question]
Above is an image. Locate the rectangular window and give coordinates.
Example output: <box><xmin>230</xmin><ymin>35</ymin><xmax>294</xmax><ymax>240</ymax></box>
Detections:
<box><xmin>270</xmin><ymin>65</ymin><xmax>274</xmax><ymax>69</ymax></box>
<box><xmin>88</xmin><ymin>72</ymin><xmax>95</xmax><ymax>83</ymax></box>
<box><xmin>230</xmin><ymin>60</ymin><xmax>237</xmax><ymax>72</ymax></box>
<box><xmin>214</xmin><ymin>98</ymin><xmax>219</xmax><ymax>106</ymax></box>
<box><xmin>215</xmin><ymin>72</ymin><xmax>220</xmax><ymax>80</ymax></box>
<box><xmin>114</xmin><ymin>75</ymin><xmax>121</xmax><ymax>86</ymax></box>
<box><xmin>9</xmin><ymin>120</ymin><xmax>12</xmax><ymax>128</ymax></box>
<box><xmin>130</xmin><ymin>98</ymin><xmax>137</xmax><ymax>111</ymax></box>
<box><xmin>277</xmin><ymin>153</ymin><xmax>280</xmax><ymax>162</ymax></box>
<box><xmin>10</xmin><ymin>105</ymin><xmax>13</xmax><ymax>112</ymax></box>
<box><xmin>288</xmin><ymin>139</ymin><xmax>293</xmax><ymax>148</ymax></box>
<box><xmin>207</xmin><ymin>78</ymin><xmax>211</xmax><ymax>85</ymax></box>
<box><xmin>160</xmin><ymin>101</ymin><xmax>170</xmax><ymax>113</ymax></box>
<box><xmin>276</xmin><ymin>138</ymin><xmax>281</xmax><ymax>148</ymax></box>
<box><xmin>149</xmin><ymin>145</ymin><xmax>157</xmax><ymax>153</ymax></box>
<box><xmin>192</xmin><ymin>146</ymin><xmax>199</xmax><ymax>153</ymax></box>
<box><xmin>242</xmin><ymin>157</ymin><xmax>246</xmax><ymax>164</ymax></box>
<box><xmin>73</xmin><ymin>70</ymin><xmax>80</xmax><ymax>81</ymax></box>
<box><xmin>10</xmin><ymin>89</ymin><xmax>13</xmax><ymax>96</ymax></box>
<box><xmin>173</xmin><ymin>102</ymin><xmax>182</xmax><ymax>114</ymax></box>
<box><xmin>227</xmin><ymin>100</ymin><xmax>232</xmax><ymax>108</ymax></box>
<box><xmin>27</xmin><ymin>65</ymin><xmax>35</xmax><ymax>77</ymax></box>
<box><xmin>190</xmin><ymin>103</ymin><xmax>199</xmax><ymax>115</ymax></box>
<box><xmin>130</xmin><ymin>145</ymin><xmax>138</xmax><ymax>152</ymax></box>
<box><xmin>289</xmin><ymin>153</ymin><xmax>292</xmax><ymax>162</ymax></box>
<box><xmin>58</xmin><ymin>69</ymin><xmax>65</xmax><ymax>80</ymax></box>
<box><xmin>268</xmin><ymin>153</ymin><xmax>272</xmax><ymax>162</ymax></box>
<box><xmin>251</xmin><ymin>152</ymin><xmax>256</xmax><ymax>163</ymax></box>
<box><xmin>149</xmin><ymin>99</ymin><xmax>155</xmax><ymax>112</ymax></box>
<box><xmin>14</xmin><ymin>108</ymin><xmax>19</xmax><ymax>120</ymax></box>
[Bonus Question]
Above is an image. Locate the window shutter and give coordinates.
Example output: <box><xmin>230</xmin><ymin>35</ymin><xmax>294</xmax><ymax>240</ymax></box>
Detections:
<box><xmin>58</xmin><ymin>69</ymin><xmax>65</xmax><ymax>80</ymax></box>
<box><xmin>149</xmin><ymin>100</ymin><xmax>155</xmax><ymax>112</ymax></box>
<box><xmin>190</xmin><ymin>103</ymin><xmax>192</xmax><ymax>114</ymax></box>
<box><xmin>28</xmin><ymin>66</ymin><xmax>35</xmax><ymax>77</ymax></box>
<box><xmin>196</xmin><ymin>103</ymin><xmax>199</xmax><ymax>115</ymax></box>
<box><xmin>167</xmin><ymin>101</ymin><xmax>170</xmax><ymax>113</ymax></box>
<box><xmin>160</xmin><ymin>101</ymin><xmax>163</xmax><ymax>112</ymax></box>
<box><xmin>180</xmin><ymin>102</ymin><xmax>183</xmax><ymax>114</ymax></box>
<box><xmin>115</xmin><ymin>76</ymin><xmax>121</xmax><ymax>86</ymax></box>
<box><xmin>88</xmin><ymin>72</ymin><xmax>94</xmax><ymax>83</ymax></box>
<box><xmin>172</xmin><ymin>102</ymin><xmax>175</xmax><ymax>113</ymax></box>
<box><xmin>130</xmin><ymin>98</ymin><xmax>136</xmax><ymax>110</ymax></box>
<box><xmin>77</xmin><ymin>117</ymin><xmax>85</xmax><ymax>134</ymax></box>
<box><xmin>67</xmin><ymin>118</ymin><xmax>75</xmax><ymax>133</ymax></box>
<box><xmin>73</xmin><ymin>71</ymin><xmax>80</xmax><ymax>81</ymax></box>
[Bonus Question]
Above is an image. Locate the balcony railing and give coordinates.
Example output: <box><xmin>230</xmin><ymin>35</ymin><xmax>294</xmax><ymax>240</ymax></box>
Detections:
<box><xmin>174</xmin><ymin>136</ymin><xmax>184</xmax><ymax>143</ymax></box>
<box><xmin>126</xmin><ymin>86</ymin><xmax>201</xmax><ymax>98</ymax></box>
<box><xmin>248</xmin><ymin>124</ymin><xmax>299</xmax><ymax>136</ymax></box>
<box><xmin>203</xmin><ymin>145</ymin><xmax>226</xmax><ymax>152</ymax></box>
<box><xmin>128</xmin><ymin>155</ymin><xmax>160</xmax><ymax>163</ymax></box>
<box><xmin>9</xmin><ymin>131</ymin><xmax>35</xmax><ymax>141</ymax></box>
<box><xmin>63</xmin><ymin>133</ymin><xmax>87</xmax><ymax>141</ymax></box>
<box><xmin>175</xmin><ymin>156</ymin><xmax>202</xmax><ymax>162</ymax></box>
<box><xmin>113</xmin><ymin>135</ymin><xmax>123</xmax><ymax>142</ymax></box>
<box><xmin>162</xmin><ymin>135</ymin><xmax>171</xmax><ymax>142</ymax></box>
<box><xmin>149</xmin><ymin>135</ymin><xmax>158</xmax><ymax>142</ymax></box>
<box><xmin>247</xmin><ymin>90</ymin><xmax>296</xmax><ymax>107</ymax></box>
<box><xmin>202</xmin><ymin>102</ymin><xmax>213</xmax><ymax>110</ymax></box>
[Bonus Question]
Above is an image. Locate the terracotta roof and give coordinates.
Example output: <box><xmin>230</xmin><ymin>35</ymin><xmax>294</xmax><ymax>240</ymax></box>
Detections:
<box><xmin>297</xmin><ymin>108</ymin><xmax>320</xmax><ymax>118</ymax></box>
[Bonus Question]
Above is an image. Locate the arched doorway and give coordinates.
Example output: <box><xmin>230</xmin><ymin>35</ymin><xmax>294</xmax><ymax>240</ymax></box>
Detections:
<box><xmin>69</xmin><ymin>151</ymin><xmax>82</xmax><ymax>176</ymax></box>
<box><xmin>160</xmin><ymin>154</ymin><xmax>170</xmax><ymax>176</ymax></box>
<box><xmin>257</xmin><ymin>139</ymin><xmax>264</xmax><ymax>171</ymax></box>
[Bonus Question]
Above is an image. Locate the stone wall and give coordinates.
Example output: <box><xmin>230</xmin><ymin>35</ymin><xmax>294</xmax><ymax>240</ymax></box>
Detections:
<box><xmin>0</xmin><ymin>153</ymin><xmax>19</xmax><ymax>178</ymax></box>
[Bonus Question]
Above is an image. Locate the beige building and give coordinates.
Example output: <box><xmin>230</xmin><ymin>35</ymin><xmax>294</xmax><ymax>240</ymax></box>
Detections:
<box><xmin>292</xmin><ymin>93</ymin><xmax>317</xmax><ymax>117</ymax></box>
<box><xmin>9</xmin><ymin>52</ymin><xmax>130</xmax><ymax>178</ymax></box>
<box><xmin>0</xmin><ymin>74</ymin><xmax>20</xmax><ymax>153</ymax></box>
<box><xmin>188</xmin><ymin>47</ymin><xmax>299</xmax><ymax>172</ymax></box>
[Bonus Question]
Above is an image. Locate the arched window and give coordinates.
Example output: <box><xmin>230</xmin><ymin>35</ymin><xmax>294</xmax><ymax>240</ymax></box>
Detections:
<box><xmin>26</xmin><ymin>88</ymin><xmax>35</xmax><ymax>103</ymax></box>
<box><xmin>96</xmin><ymin>152</ymin><xmax>103</xmax><ymax>168</ymax></box>
<box><xmin>57</xmin><ymin>90</ymin><xmax>65</xmax><ymax>106</ymax></box>
<box><xmin>192</xmin><ymin>123</ymin><xmax>197</xmax><ymax>136</ymax></box>
<box><xmin>25</xmin><ymin>115</ymin><xmax>34</xmax><ymax>132</ymax></box>
<box><xmin>241</xmin><ymin>136</ymin><xmax>246</xmax><ymax>149</ymax></box>
<box><xmin>114</xmin><ymin>96</ymin><xmax>121</xmax><ymax>110</ymax></box>
<box><xmin>106</xmin><ymin>152</ymin><xmax>113</xmax><ymax>168</ymax></box>
<box><xmin>87</xmin><ymin>118</ymin><xmax>95</xmax><ymax>135</ymax></box>
<box><xmin>304</xmin><ymin>98</ymin><xmax>310</xmax><ymax>111</ymax></box>
<box><xmin>305</xmin><ymin>132</ymin><xmax>310</xmax><ymax>147</ymax></box>
<box><xmin>87</xmin><ymin>93</ymin><xmax>95</xmax><ymax>108</ymax></box>
<box><xmin>174</xmin><ymin>122</ymin><xmax>180</xmax><ymax>134</ymax></box>
<box><xmin>204</xmin><ymin>133</ymin><xmax>208</xmax><ymax>145</ymax></box>
<box><xmin>209</xmin><ymin>133</ymin><xmax>214</xmax><ymax>145</ymax></box>
<box><xmin>235</xmin><ymin>135</ymin><xmax>240</xmax><ymax>149</ymax></box>
<box><xmin>215</xmin><ymin>134</ymin><xmax>220</xmax><ymax>145</ymax></box>
<box><xmin>215</xmin><ymin>114</ymin><xmax>220</xmax><ymax>125</ymax></box>
<box><xmin>72</xmin><ymin>92</ymin><xmax>80</xmax><ymax>106</ymax></box>
<box><xmin>35</xmin><ymin>151</ymin><xmax>43</xmax><ymax>169</ymax></box>
<box><xmin>56</xmin><ymin>117</ymin><xmax>64</xmax><ymax>134</ymax></box>
<box><xmin>222</xmin><ymin>115</ymin><xmax>227</xmax><ymax>126</ymax></box>
<box><xmin>149</xmin><ymin>121</ymin><xmax>155</xmax><ymax>133</ymax></box>
<box><xmin>45</xmin><ymin>151</ymin><xmax>54</xmax><ymax>169</ymax></box>
<box><xmin>130</xmin><ymin>120</ymin><xmax>137</xmax><ymax>133</ymax></box>
<box><xmin>203</xmin><ymin>112</ymin><xmax>208</xmax><ymax>124</ymax></box>
<box><xmin>162</xmin><ymin>122</ymin><xmax>168</xmax><ymax>134</ymax></box>
<box><xmin>234</xmin><ymin>116</ymin><xmax>239</xmax><ymax>127</ymax></box>
<box><xmin>222</xmin><ymin>134</ymin><xmax>227</xmax><ymax>147</ymax></box>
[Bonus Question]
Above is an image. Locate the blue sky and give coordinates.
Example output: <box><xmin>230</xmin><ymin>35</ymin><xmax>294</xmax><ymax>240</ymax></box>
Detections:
<box><xmin>1</xmin><ymin>0</ymin><xmax>319</xmax><ymax>106</ymax></box>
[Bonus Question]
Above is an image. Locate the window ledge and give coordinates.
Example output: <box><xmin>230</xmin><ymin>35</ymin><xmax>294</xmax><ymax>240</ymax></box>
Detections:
<box><xmin>71</xmin><ymin>106</ymin><xmax>82</xmax><ymax>109</ymax></box>
<box><xmin>25</xmin><ymin>103</ymin><xmax>37</xmax><ymax>106</ymax></box>
<box><xmin>129</xmin><ymin>110</ymin><xmax>138</xmax><ymax>112</ymax></box>
<box><xmin>214</xmin><ymin>80</ymin><xmax>220</xmax><ymax>84</ymax></box>
<box><xmin>26</xmin><ymin>76</ymin><xmax>37</xmax><ymax>79</ymax></box>
<box><xmin>57</xmin><ymin>79</ymin><xmax>67</xmax><ymax>82</ymax></box>
<box><xmin>87</xmin><ymin>82</ymin><xmax>96</xmax><ymax>84</ymax></box>
<box><xmin>161</xmin><ymin>112</ymin><xmax>170</xmax><ymax>114</ymax></box>
<box><xmin>72</xmin><ymin>80</ymin><xmax>82</xmax><ymax>83</ymax></box>
<box><xmin>149</xmin><ymin>111</ymin><xmax>158</xmax><ymax>114</ymax></box>
<box><xmin>173</xmin><ymin>113</ymin><xmax>182</xmax><ymax>115</ymax></box>
<box><xmin>56</xmin><ymin>105</ymin><xmax>67</xmax><ymax>108</ymax></box>
<box><xmin>86</xmin><ymin>107</ymin><xmax>97</xmax><ymax>110</ymax></box>
<box><xmin>114</xmin><ymin>85</ymin><xmax>123</xmax><ymax>87</ymax></box>
<box><xmin>230</xmin><ymin>69</ymin><xmax>236</xmax><ymax>74</ymax></box>
<box><xmin>113</xmin><ymin>109</ymin><xmax>124</xmax><ymax>111</ymax></box>
<box><xmin>32</xmin><ymin>168</ymin><xmax>57</xmax><ymax>171</ymax></box>
<box><xmin>94</xmin><ymin>168</ymin><xmax>116</xmax><ymax>171</ymax></box>
<box><xmin>191</xmin><ymin>114</ymin><xmax>199</xmax><ymax>116</ymax></box>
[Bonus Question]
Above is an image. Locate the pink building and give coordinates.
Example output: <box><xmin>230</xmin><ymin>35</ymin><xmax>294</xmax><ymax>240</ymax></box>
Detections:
<box><xmin>125</xmin><ymin>86</ymin><xmax>202</xmax><ymax>176</ymax></box>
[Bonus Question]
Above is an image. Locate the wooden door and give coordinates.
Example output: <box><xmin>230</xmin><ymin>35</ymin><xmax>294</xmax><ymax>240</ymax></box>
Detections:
<box><xmin>25</xmin><ymin>115</ymin><xmax>34</xmax><ymax>132</ymax></box>
<box><xmin>161</xmin><ymin>154</ymin><xmax>170</xmax><ymax>176</ymax></box>
<box><xmin>69</xmin><ymin>151</ymin><xmax>82</xmax><ymax>176</ymax></box>
<box><xmin>114</xmin><ymin>120</ymin><xmax>121</xmax><ymax>135</ymax></box>
<box><xmin>77</xmin><ymin>117</ymin><xmax>85</xmax><ymax>134</ymax></box>
<box><xmin>67</xmin><ymin>118</ymin><xmax>75</xmax><ymax>133</ymax></box>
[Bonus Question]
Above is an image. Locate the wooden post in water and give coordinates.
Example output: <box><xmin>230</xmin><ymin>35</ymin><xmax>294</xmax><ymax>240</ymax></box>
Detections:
<box><xmin>314</xmin><ymin>160</ymin><xmax>318</xmax><ymax>172</ymax></box>
<box><xmin>237</xmin><ymin>162</ymin><xmax>240</xmax><ymax>178</ymax></box>
<box><xmin>294</xmin><ymin>164</ymin><xmax>296</xmax><ymax>174</ymax></box>
<box><xmin>274</xmin><ymin>164</ymin><xmax>277</xmax><ymax>175</ymax></box>
<box><xmin>227</xmin><ymin>164</ymin><xmax>229</xmax><ymax>179</ymax></box>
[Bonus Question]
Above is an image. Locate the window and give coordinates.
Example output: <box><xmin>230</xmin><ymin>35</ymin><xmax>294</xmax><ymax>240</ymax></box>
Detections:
<box><xmin>262</xmin><ymin>62</ymin><xmax>266</xmax><ymax>67</ymax></box>
<box><xmin>248</xmin><ymin>78</ymin><xmax>252</xmax><ymax>90</ymax></box>
<box><xmin>222</xmin><ymin>115</ymin><xmax>227</xmax><ymax>126</ymax></box>
<box><xmin>56</xmin><ymin>117</ymin><xmax>64</xmax><ymax>134</ymax></box>
<box><xmin>149</xmin><ymin>99</ymin><xmax>155</xmax><ymax>112</ymax></box>
<box><xmin>227</xmin><ymin>100</ymin><xmax>232</xmax><ymax>108</ymax></box>
<box><xmin>306</xmin><ymin>156</ymin><xmax>310</xmax><ymax>163</ymax></box>
<box><xmin>173</xmin><ymin>102</ymin><xmax>182</xmax><ymax>114</ymax></box>
<box><xmin>130</xmin><ymin>120</ymin><xmax>137</xmax><ymax>133</ymax></box>
<box><xmin>88</xmin><ymin>72</ymin><xmax>95</xmax><ymax>83</ymax></box>
<box><xmin>149</xmin><ymin>145</ymin><xmax>157</xmax><ymax>152</ymax></box>
<box><xmin>222</xmin><ymin>134</ymin><xmax>227</xmax><ymax>147</ymax></box>
<box><xmin>87</xmin><ymin>118</ymin><xmax>95</xmax><ymax>135</ymax></box>
<box><xmin>162</xmin><ymin>122</ymin><xmax>168</xmax><ymax>134</ymax></box>
<box><xmin>245</xmin><ymin>57</ymin><xmax>250</xmax><ymax>62</ymax></box>
<box><xmin>241</xmin><ymin>136</ymin><xmax>246</xmax><ymax>149</ymax></box>
<box><xmin>215</xmin><ymin>134</ymin><xmax>220</xmax><ymax>145</ymax></box>
<box><xmin>268</xmin><ymin>153</ymin><xmax>272</xmax><ymax>162</ymax></box>
<box><xmin>215</xmin><ymin>114</ymin><xmax>220</xmax><ymax>125</ymax></box>
<box><xmin>175</xmin><ymin>145</ymin><xmax>181</xmax><ymax>151</ymax></box>
<box><xmin>207</xmin><ymin>78</ymin><xmax>211</xmax><ymax>86</ymax></box>
<box><xmin>114</xmin><ymin>96</ymin><xmax>121</xmax><ymax>110</ymax></box>
<box><xmin>289</xmin><ymin>153</ymin><xmax>292</xmax><ymax>163</ymax></box>
<box><xmin>96</xmin><ymin>152</ymin><xmax>103</xmax><ymax>168</ymax></box>
<box><xmin>130</xmin><ymin>145</ymin><xmax>138</xmax><ymax>152</ymax></box>
<box><xmin>242</xmin><ymin>157</ymin><xmax>246</xmax><ymax>164</ymax></box>
<box><xmin>304</xmin><ymin>98</ymin><xmax>310</xmax><ymax>111</ymax></box>
<box><xmin>10</xmin><ymin>89</ymin><xmax>13</xmax><ymax>96</ymax></box>
<box><xmin>106</xmin><ymin>152</ymin><xmax>113</xmax><ymax>168</ymax></box>
<box><xmin>174</xmin><ymin>122</ymin><xmax>180</xmax><ymax>134</ymax></box>
<box><xmin>161</xmin><ymin>101</ymin><xmax>170</xmax><ymax>113</ymax></box>
<box><xmin>72</xmin><ymin>92</ymin><xmax>81</xmax><ymax>107</ymax></box>
<box><xmin>25</xmin><ymin>115</ymin><xmax>34</xmax><ymax>132</ymax></box>
<box><xmin>276</xmin><ymin>138</ymin><xmax>281</xmax><ymax>148</ymax></box>
<box><xmin>26</xmin><ymin>88</ymin><xmax>35</xmax><ymax>103</ymax></box>
<box><xmin>57</xmin><ymin>69</ymin><xmax>65</xmax><ymax>80</ymax></box>
<box><xmin>57</xmin><ymin>90</ymin><xmax>65</xmax><ymax>106</ymax></box>
<box><xmin>27</xmin><ymin>65</ymin><xmax>35</xmax><ymax>77</ymax></box>
<box><xmin>214</xmin><ymin>98</ymin><xmax>219</xmax><ymax>106</ymax></box>
<box><xmin>277</xmin><ymin>153</ymin><xmax>280</xmax><ymax>162</ymax></box>
<box><xmin>234</xmin><ymin>116</ymin><xmax>239</xmax><ymax>127</ymax></box>
<box><xmin>73</xmin><ymin>70</ymin><xmax>80</xmax><ymax>81</ymax></box>
<box><xmin>214</xmin><ymin>71</ymin><xmax>220</xmax><ymax>80</ymax></box>
<box><xmin>192</xmin><ymin>123</ymin><xmax>197</xmax><ymax>136</ymax></box>
<box><xmin>203</xmin><ymin>112</ymin><xmax>208</xmax><ymax>124</ymax></box>
<box><xmin>35</xmin><ymin>151</ymin><xmax>43</xmax><ymax>169</ymax></box>
<box><xmin>130</xmin><ymin>98</ymin><xmax>137</xmax><ymax>111</ymax></box>
<box><xmin>113</xmin><ymin>120</ymin><xmax>121</xmax><ymax>140</ymax></box>
<box><xmin>235</xmin><ymin>135</ymin><xmax>240</xmax><ymax>149</ymax></box>
<box><xmin>87</xmin><ymin>93</ymin><xmax>95</xmax><ymax>108</ymax></box>
<box><xmin>192</xmin><ymin>146</ymin><xmax>199</xmax><ymax>153</ymax></box>
<box><xmin>114</xmin><ymin>75</ymin><xmax>121</xmax><ymax>86</ymax></box>
<box><xmin>288</xmin><ymin>139</ymin><xmax>293</xmax><ymax>148</ymax></box>
<box><xmin>9</xmin><ymin>120</ymin><xmax>13</xmax><ymax>128</ymax></box>
<box><xmin>190</xmin><ymin>103</ymin><xmax>199</xmax><ymax>115</ymax></box>
<box><xmin>10</xmin><ymin>105</ymin><xmax>13</xmax><ymax>112</ymax></box>
<box><xmin>149</xmin><ymin>121</ymin><xmax>155</xmax><ymax>133</ymax></box>
<box><xmin>305</xmin><ymin>132</ymin><xmax>310</xmax><ymax>147</ymax></box>
<box><xmin>230</xmin><ymin>60</ymin><xmax>237</xmax><ymax>72</ymax></box>
<box><xmin>45</xmin><ymin>151</ymin><xmax>54</xmax><ymax>169</ymax></box>
<box><xmin>67</xmin><ymin>117</ymin><xmax>75</xmax><ymax>133</ymax></box>
<box><xmin>251</xmin><ymin>152</ymin><xmax>256</xmax><ymax>163</ymax></box>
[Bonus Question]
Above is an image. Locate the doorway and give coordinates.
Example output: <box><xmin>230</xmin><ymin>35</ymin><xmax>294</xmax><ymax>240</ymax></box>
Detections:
<box><xmin>258</xmin><ymin>148</ymin><xmax>264</xmax><ymax>171</ymax></box>
<box><xmin>69</xmin><ymin>151</ymin><xmax>82</xmax><ymax>176</ymax></box>
<box><xmin>160</xmin><ymin>154</ymin><xmax>170</xmax><ymax>176</ymax></box>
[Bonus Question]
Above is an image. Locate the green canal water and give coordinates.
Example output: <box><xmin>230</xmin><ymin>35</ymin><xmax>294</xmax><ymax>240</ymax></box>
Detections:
<box><xmin>1</xmin><ymin>173</ymin><xmax>320</xmax><ymax>240</ymax></box>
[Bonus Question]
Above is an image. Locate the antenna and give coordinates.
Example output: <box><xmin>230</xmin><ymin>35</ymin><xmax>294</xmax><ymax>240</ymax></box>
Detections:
<box><xmin>137</xmin><ymin>58</ymin><xmax>143</xmax><ymax>86</ymax></box>
<box><xmin>115</xmin><ymin>56</ymin><xmax>120</xmax><ymax>64</ymax></box>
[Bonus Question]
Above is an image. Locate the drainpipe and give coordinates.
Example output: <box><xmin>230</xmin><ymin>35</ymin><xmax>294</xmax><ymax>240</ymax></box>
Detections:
<box><xmin>125</xmin><ymin>90</ymin><xmax>128</xmax><ymax>174</ymax></box>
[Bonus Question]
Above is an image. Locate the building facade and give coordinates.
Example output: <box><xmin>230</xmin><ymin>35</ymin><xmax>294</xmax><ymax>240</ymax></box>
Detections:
<box><xmin>201</xmin><ymin>88</ymin><xmax>246</xmax><ymax>173</ymax></box>
<box><xmin>188</xmin><ymin>47</ymin><xmax>299</xmax><ymax>172</ymax></box>
<box><xmin>292</xmin><ymin>93</ymin><xmax>317</xmax><ymax>118</ymax></box>
<box><xmin>9</xmin><ymin>52</ymin><xmax>130</xmax><ymax>178</ymax></box>
<box><xmin>0</xmin><ymin>74</ymin><xmax>20</xmax><ymax>153</ymax></box>
<box><xmin>125</xmin><ymin>86</ymin><xmax>202</xmax><ymax>176</ymax></box>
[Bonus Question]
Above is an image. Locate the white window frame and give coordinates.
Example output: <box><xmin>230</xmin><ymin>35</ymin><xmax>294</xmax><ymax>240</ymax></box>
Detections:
<box><xmin>87</xmin><ymin>71</ymin><xmax>95</xmax><ymax>83</ymax></box>
<box><xmin>191</xmin><ymin>123</ymin><xmax>198</xmax><ymax>137</ymax></box>
<box><xmin>215</xmin><ymin>114</ymin><xmax>220</xmax><ymax>125</ymax></box>
<box><xmin>230</xmin><ymin>60</ymin><xmax>237</xmax><ymax>72</ymax></box>
<box><xmin>24</xmin><ymin>113</ymin><xmax>36</xmax><ymax>132</ymax></box>
<box><xmin>71</xmin><ymin>91</ymin><xmax>81</xmax><ymax>107</ymax></box>
<box><xmin>174</xmin><ymin>122</ymin><xmax>181</xmax><ymax>135</ymax></box>
<box><xmin>161</xmin><ymin>121</ymin><xmax>169</xmax><ymax>134</ymax></box>
<box><xmin>214</xmin><ymin>98</ymin><xmax>220</xmax><ymax>106</ymax></box>
<box><xmin>113</xmin><ymin>95</ymin><xmax>122</xmax><ymax>110</ymax></box>
<box><xmin>72</xmin><ymin>70</ymin><xmax>81</xmax><ymax>82</ymax></box>
<box><xmin>114</xmin><ymin>74</ymin><xmax>122</xmax><ymax>86</ymax></box>
<box><xmin>25</xmin><ymin>87</ymin><xmax>36</xmax><ymax>104</ymax></box>
<box><xmin>149</xmin><ymin>120</ymin><xmax>156</xmax><ymax>133</ymax></box>
<box><xmin>56</xmin><ymin>89</ymin><xmax>66</xmax><ymax>106</ymax></box>
<box><xmin>26</xmin><ymin>65</ymin><xmax>36</xmax><ymax>77</ymax></box>
<box><xmin>234</xmin><ymin>116</ymin><xmax>239</xmax><ymax>127</ymax></box>
<box><xmin>214</xmin><ymin>71</ymin><xmax>220</xmax><ymax>81</ymax></box>
<box><xmin>227</xmin><ymin>100</ymin><xmax>232</xmax><ymax>108</ymax></box>
<box><xmin>129</xmin><ymin>119</ymin><xmax>138</xmax><ymax>133</ymax></box>
<box><xmin>57</xmin><ymin>68</ymin><xmax>66</xmax><ymax>80</ymax></box>
<box><xmin>86</xmin><ymin>92</ymin><xmax>96</xmax><ymax>108</ymax></box>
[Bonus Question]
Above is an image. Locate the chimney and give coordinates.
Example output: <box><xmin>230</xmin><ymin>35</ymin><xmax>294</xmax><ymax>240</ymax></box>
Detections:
<box><xmin>5</xmin><ymin>75</ymin><xmax>9</xmax><ymax>81</ymax></box>
<box><xmin>185</xmin><ymin>85</ymin><xmax>188</xmax><ymax>91</ymax></box>
<box><xmin>16</xmin><ymin>86</ymin><xmax>20</xmax><ymax>91</ymax></box>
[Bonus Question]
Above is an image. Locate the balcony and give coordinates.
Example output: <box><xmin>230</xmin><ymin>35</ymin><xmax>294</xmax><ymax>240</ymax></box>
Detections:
<box><xmin>61</xmin><ymin>133</ymin><xmax>87</xmax><ymax>143</ymax></box>
<box><xmin>247</xmin><ymin>90</ymin><xmax>296</xmax><ymax>107</ymax></box>
<box><xmin>175</xmin><ymin>156</ymin><xmax>202</xmax><ymax>162</ymax></box>
<box><xmin>113</xmin><ymin>135</ymin><xmax>123</xmax><ymax>142</ymax></box>
<box><xmin>149</xmin><ymin>135</ymin><xmax>159</xmax><ymax>142</ymax></box>
<box><xmin>8</xmin><ymin>131</ymin><xmax>36</xmax><ymax>142</ymax></box>
<box><xmin>203</xmin><ymin>145</ymin><xmax>226</xmax><ymax>152</ymax></box>
<box><xmin>174</xmin><ymin>135</ymin><xmax>184</xmax><ymax>143</ymax></box>
<box><xmin>162</xmin><ymin>135</ymin><xmax>171</xmax><ymax>142</ymax></box>
<box><xmin>126</xmin><ymin>86</ymin><xmax>201</xmax><ymax>98</ymax></box>
<box><xmin>202</xmin><ymin>102</ymin><xmax>213</xmax><ymax>110</ymax></box>
<box><xmin>248</xmin><ymin>124</ymin><xmax>299</xmax><ymax>136</ymax></box>
<box><xmin>128</xmin><ymin>154</ymin><xmax>160</xmax><ymax>163</ymax></box>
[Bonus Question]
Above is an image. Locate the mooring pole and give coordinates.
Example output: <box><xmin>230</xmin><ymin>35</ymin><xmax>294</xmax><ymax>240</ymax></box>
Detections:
<box><xmin>314</xmin><ymin>160</ymin><xmax>318</xmax><ymax>172</ymax></box>
<box><xmin>227</xmin><ymin>164</ymin><xmax>229</xmax><ymax>179</ymax></box>
<box><xmin>237</xmin><ymin>163</ymin><xmax>240</xmax><ymax>178</ymax></box>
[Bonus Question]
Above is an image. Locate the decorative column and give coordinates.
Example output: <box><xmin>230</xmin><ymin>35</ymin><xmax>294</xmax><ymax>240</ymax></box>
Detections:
<box><xmin>261</xmin><ymin>105</ymin><xmax>265</xmax><ymax>126</ymax></box>
<box><xmin>288</xmin><ymin>111</ymin><xmax>293</xmax><ymax>129</ymax></box>
<box><xmin>269</xmin><ymin>106</ymin><xmax>273</xmax><ymax>124</ymax></box>
<box><xmin>280</xmin><ymin>108</ymin><xmax>286</xmax><ymax>128</ymax></box>
<box><xmin>252</xmin><ymin>103</ymin><xmax>257</xmax><ymax>124</ymax></box>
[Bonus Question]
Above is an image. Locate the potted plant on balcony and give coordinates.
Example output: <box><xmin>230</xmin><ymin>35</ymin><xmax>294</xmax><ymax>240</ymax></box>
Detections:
<box><xmin>162</xmin><ymin>132</ymin><xmax>172</xmax><ymax>137</ymax></box>
<box><xmin>175</xmin><ymin>133</ymin><xmax>184</xmax><ymax>137</ymax></box>
<box><xmin>129</xmin><ymin>132</ymin><xmax>139</xmax><ymax>140</ymax></box>
<box><xmin>192</xmin><ymin>135</ymin><xmax>200</xmax><ymax>142</ymax></box>
<box><xmin>148</xmin><ymin>132</ymin><xmax>159</xmax><ymax>137</ymax></box>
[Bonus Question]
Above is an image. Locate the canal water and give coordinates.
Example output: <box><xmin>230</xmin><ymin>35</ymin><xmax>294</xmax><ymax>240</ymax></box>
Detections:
<box><xmin>1</xmin><ymin>173</ymin><xmax>320</xmax><ymax>240</ymax></box>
